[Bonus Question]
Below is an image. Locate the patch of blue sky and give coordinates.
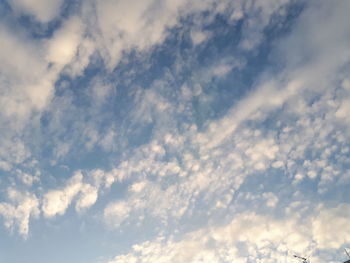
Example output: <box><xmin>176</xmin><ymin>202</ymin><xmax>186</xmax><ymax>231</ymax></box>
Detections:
<box><xmin>0</xmin><ymin>217</ymin><xmax>109</xmax><ymax>263</ymax></box>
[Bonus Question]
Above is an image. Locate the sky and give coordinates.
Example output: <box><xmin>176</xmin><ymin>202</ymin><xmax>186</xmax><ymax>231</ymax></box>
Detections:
<box><xmin>0</xmin><ymin>0</ymin><xmax>350</xmax><ymax>262</ymax></box>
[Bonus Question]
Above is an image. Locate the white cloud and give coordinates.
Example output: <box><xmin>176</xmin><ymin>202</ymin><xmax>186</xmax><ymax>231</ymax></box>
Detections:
<box><xmin>0</xmin><ymin>166</ymin><xmax>124</xmax><ymax>233</ymax></box>
<box><xmin>89</xmin><ymin>0</ymin><xmax>228</xmax><ymax>69</ymax></box>
<box><xmin>335</xmin><ymin>80</ymin><xmax>350</xmax><ymax>121</ymax></box>
<box><xmin>0</xmin><ymin>189</ymin><xmax>39</xmax><ymax>237</ymax></box>
<box><xmin>0</xmin><ymin>5</ymin><xmax>349</xmax><ymax>263</ymax></box>
<box><xmin>106</xmin><ymin>211</ymin><xmax>311</xmax><ymax>263</ymax></box>
<box><xmin>0</xmin><ymin>26</ymin><xmax>52</xmax><ymax>119</ymax></box>
<box><xmin>191</xmin><ymin>30</ymin><xmax>211</xmax><ymax>45</ymax></box>
<box><xmin>93</xmin><ymin>12</ymin><xmax>350</xmax><ymax>259</ymax></box>
<box><xmin>190</xmin><ymin>0</ymin><xmax>350</xmax><ymax>155</ymax></box>
<box><xmin>91</xmin><ymin>169</ymin><xmax>120</xmax><ymax>189</ymax></box>
<box><xmin>75</xmin><ymin>184</ymin><xmax>98</xmax><ymax>212</ymax></box>
<box><xmin>130</xmin><ymin>181</ymin><xmax>147</xmax><ymax>193</ymax></box>
<box><xmin>0</xmin><ymin>17</ymin><xmax>88</xmax><ymax>167</ymax></box>
<box><xmin>91</xmin><ymin>4</ymin><xmax>350</xmax><ymax>250</ymax></box>
<box><xmin>239</xmin><ymin>0</ymin><xmax>291</xmax><ymax>50</ymax></box>
<box><xmin>132</xmin><ymin>88</ymin><xmax>172</xmax><ymax>124</ymax></box>
<box><xmin>42</xmin><ymin>168</ymin><xmax>122</xmax><ymax>218</ymax></box>
<box><xmin>16</xmin><ymin>169</ymin><xmax>39</xmax><ymax>186</ymax></box>
<box><xmin>46</xmin><ymin>17</ymin><xmax>84</xmax><ymax>67</ymax></box>
<box><xmin>100</xmin><ymin>77</ymin><xmax>348</xmax><ymax>230</ymax></box>
<box><xmin>0</xmin><ymin>0</ymin><xmax>298</xmax><ymax>169</ymax></box>
<box><xmin>262</xmin><ymin>192</ymin><xmax>278</xmax><ymax>208</ymax></box>
<box><xmin>42</xmin><ymin>172</ymin><xmax>83</xmax><ymax>217</ymax></box>
<box><xmin>0</xmin><ymin>160</ymin><xmax>12</xmax><ymax>171</ymax></box>
<box><xmin>312</xmin><ymin>204</ymin><xmax>350</xmax><ymax>249</ymax></box>
<box><xmin>335</xmin><ymin>98</ymin><xmax>350</xmax><ymax>120</ymax></box>
<box><xmin>8</xmin><ymin>0</ymin><xmax>64</xmax><ymax>22</ymax></box>
<box><xmin>0</xmin><ymin>137</ymin><xmax>31</xmax><ymax>165</ymax></box>
<box><xmin>108</xmin><ymin>203</ymin><xmax>350</xmax><ymax>263</ymax></box>
<box><xmin>89</xmin><ymin>77</ymin><xmax>114</xmax><ymax>105</ymax></box>
<box><xmin>104</xmin><ymin>201</ymin><xmax>132</xmax><ymax>228</ymax></box>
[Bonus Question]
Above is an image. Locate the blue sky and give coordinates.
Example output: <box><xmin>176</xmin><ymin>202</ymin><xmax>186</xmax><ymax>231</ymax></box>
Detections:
<box><xmin>0</xmin><ymin>0</ymin><xmax>350</xmax><ymax>262</ymax></box>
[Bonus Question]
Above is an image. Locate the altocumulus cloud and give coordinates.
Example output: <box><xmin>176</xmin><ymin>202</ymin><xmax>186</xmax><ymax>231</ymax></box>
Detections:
<box><xmin>0</xmin><ymin>0</ymin><xmax>349</xmax><ymax>263</ymax></box>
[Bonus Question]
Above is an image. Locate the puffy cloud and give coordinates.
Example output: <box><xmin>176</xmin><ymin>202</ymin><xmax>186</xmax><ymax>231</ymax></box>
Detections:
<box><xmin>42</xmin><ymin>172</ymin><xmax>83</xmax><ymax>217</ymax></box>
<box><xmin>46</xmin><ymin>17</ymin><xmax>86</xmax><ymax>68</ymax></box>
<box><xmin>190</xmin><ymin>30</ymin><xmax>211</xmax><ymax>45</ymax></box>
<box><xmin>0</xmin><ymin>189</ymin><xmax>39</xmax><ymax>237</ymax></box>
<box><xmin>0</xmin><ymin>167</ymin><xmax>123</xmax><ymax>234</ymax></box>
<box><xmin>0</xmin><ymin>17</ymin><xmax>86</xmax><ymax>167</ymax></box>
<box><xmin>104</xmin><ymin>201</ymin><xmax>132</xmax><ymax>228</ymax></box>
<box><xmin>16</xmin><ymin>170</ymin><xmax>39</xmax><ymax>186</ymax></box>
<box><xmin>79</xmin><ymin>2</ymin><xmax>350</xmax><ymax>254</ymax></box>
<box><xmin>0</xmin><ymin>26</ymin><xmax>52</xmax><ymax>119</ymax></box>
<box><xmin>91</xmin><ymin>169</ymin><xmax>119</xmax><ymax>189</ymax></box>
<box><xmin>100</xmin><ymin>70</ymin><xmax>349</xmax><ymax>229</ymax></box>
<box><xmin>42</xmin><ymin>171</ymin><xmax>98</xmax><ymax>217</ymax></box>
<box><xmin>108</xmin><ymin>204</ymin><xmax>350</xmax><ymax>263</ymax></box>
<box><xmin>0</xmin><ymin>0</ymin><xmax>296</xmax><ymax>168</ymax></box>
<box><xmin>262</xmin><ymin>192</ymin><xmax>279</xmax><ymax>208</ymax></box>
<box><xmin>75</xmin><ymin>184</ymin><xmax>98</xmax><ymax>212</ymax></box>
<box><xmin>107</xmin><ymin>212</ymin><xmax>310</xmax><ymax>263</ymax></box>
<box><xmin>312</xmin><ymin>204</ymin><xmax>350</xmax><ymax>249</ymax></box>
<box><xmin>0</xmin><ymin>6</ymin><xmax>349</xmax><ymax>263</ymax></box>
<box><xmin>0</xmin><ymin>160</ymin><xmax>12</xmax><ymax>171</ymax></box>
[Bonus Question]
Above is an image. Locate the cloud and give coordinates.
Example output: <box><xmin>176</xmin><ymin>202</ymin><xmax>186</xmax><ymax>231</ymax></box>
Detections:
<box><xmin>89</xmin><ymin>0</ymin><xmax>218</xmax><ymax>69</ymax></box>
<box><xmin>312</xmin><ymin>204</ymin><xmax>350</xmax><ymax>249</ymax></box>
<box><xmin>104</xmin><ymin>201</ymin><xmax>132</xmax><ymax>228</ymax></box>
<box><xmin>41</xmin><ymin>167</ymin><xmax>125</xmax><ymax>219</ymax></box>
<box><xmin>100</xmin><ymin>125</ymin><xmax>281</xmax><ymax>229</ymax></box>
<box><xmin>99</xmin><ymin>65</ymin><xmax>349</xmax><ymax>233</ymax></box>
<box><xmin>0</xmin><ymin>189</ymin><xmax>39</xmax><ymax>237</ymax></box>
<box><xmin>0</xmin><ymin>166</ymin><xmax>124</xmax><ymax>235</ymax></box>
<box><xmin>16</xmin><ymin>169</ymin><xmax>39</xmax><ymax>186</ymax></box>
<box><xmin>0</xmin><ymin>160</ymin><xmax>12</xmax><ymax>171</ymax></box>
<box><xmin>88</xmin><ymin>0</ymin><xmax>294</xmax><ymax>70</ymax></box>
<box><xmin>0</xmin><ymin>5</ymin><xmax>349</xmax><ymax>263</ymax></box>
<box><xmin>91</xmin><ymin>168</ymin><xmax>123</xmax><ymax>189</ymax></box>
<box><xmin>190</xmin><ymin>0</ymin><xmax>350</xmax><ymax>156</ymax></box>
<box><xmin>93</xmin><ymin>0</ymin><xmax>179</xmax><ymax>69</ymax></box>
<box><xmin>262</xmin><ymin>192</ymin><xmax>279</xmax><ymax>208</ymax></box>
<box><xmin>87</xmin><ymin>8</ymin><xmax>350</xmax><ymax>263</ymax></box>
<box><xmin>335</xmin><ymin>80</ymin><xmax>350</xmax><ymax>122</ymax></box>
<box><xmin>190</xmin><ymin>30</ymin><xmax>211</xmax><ymax>45</ymax></box>
<box><xmin>0</xmin><ymin>16</ymin><xmax>87</xmax><ymax>168</ymax></box>
<box><xmin>75</xmin><ymin>183</ymin><xmax>98</xmax><ymax>212</ymax></box>
<box><xmin>45</xmin><ymin>16</ymin><xmax>95</xmax><ymax>78</ymax></box>
<box><xmin>106</xmin><ymin>212</ymin><xmax>307</xmax><ymax>263</ymax></box>
<box><xmin>42</xmin><ymin>171</ymin><xmax>98</xmax><ymax>217</ymax></box>
<box><xmin>0</xmin><ymin>0</ymin><xmax>296</xmax><ymax>170</ymax></box>
<box><xmin>107</xmin><ymin>204</ymin><xmax>350</xmax><ymax>263</ymax></box>
<box><xmin>239</xmin><ymin>0</ymin><xmax>291</xmax><ymax>50</ymax></box>
<box><xmin>0</xmin><ymin>25</ymin><xmax>52</xmax><ymax>119</ymax></box>
<box><xmin>42</xmin><ymin>172</ymin><xmax>83</xmax><ymax>217</ymax></box>
<box><xmin>8</xmin><ymin>0</ymin><xmax>64</xmax><ymax>22</ymax></box>
<box><xmin>46</xmin><ymin>17</ymin><xmax>84</xmax><ymax>67</ymax></box>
